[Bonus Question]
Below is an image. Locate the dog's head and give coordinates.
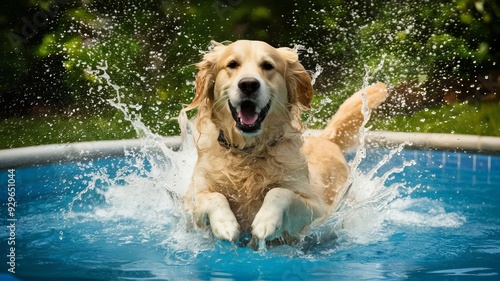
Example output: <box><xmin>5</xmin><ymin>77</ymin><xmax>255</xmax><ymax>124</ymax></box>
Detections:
<box><xmin>187</xmin><ymin>40</ymin><xmax>313</xmax><ymax>142</ymax></box>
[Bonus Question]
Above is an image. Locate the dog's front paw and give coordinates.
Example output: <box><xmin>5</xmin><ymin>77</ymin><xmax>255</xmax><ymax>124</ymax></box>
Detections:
<box><xmin>251</xmin><ymin>205</ymin><xmax>284</xmax><ymax>241</ymax></box>
<box><xmin>209</xmin><ymin>210</ymin><xmax>240</xmax><ymax>242</ymax></box>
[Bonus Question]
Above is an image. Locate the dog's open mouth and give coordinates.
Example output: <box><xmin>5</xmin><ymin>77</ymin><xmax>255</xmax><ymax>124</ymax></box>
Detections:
<box><xmin>229</xmin><ymin>100</ymin><xmax>271</xmax><ymax>134</ymax></box>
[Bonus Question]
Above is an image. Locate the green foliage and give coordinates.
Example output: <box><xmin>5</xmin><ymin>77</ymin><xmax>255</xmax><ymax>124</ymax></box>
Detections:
<box><xmin>0</xmin><ymin>0</ymin><xmax>499</xmax><ymax>149</ymax></box>
<box><xmin>0</xmin><ymin>115</ymin><xmax>136</xmax><ymax>148</ymax></box>
<box><xmin>317</xmin><ymin>0</ymin><xmax>499</xmax><ymax>87</ymax></box>
<box><xmin>371</xmin><ymin>102</ymin><xmax>500</xmax><ymax>136</ymax></box>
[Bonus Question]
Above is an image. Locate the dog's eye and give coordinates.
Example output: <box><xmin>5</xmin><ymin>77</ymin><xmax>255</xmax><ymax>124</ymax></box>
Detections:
<box><xmin>227</xmin><ymin>60</ymin><xmax>238</xmax><ymax>69</ymax></box>
<box><xmin>261</xmin><ymin>61</ymin><xmax>274</xmax><ymax>70</ymax></box>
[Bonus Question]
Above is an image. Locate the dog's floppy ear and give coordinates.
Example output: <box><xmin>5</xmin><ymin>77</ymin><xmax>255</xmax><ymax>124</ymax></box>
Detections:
<box><xmin>276</xmin><ymin>47</ymin><xmax>314</xmax><ymax>108</ymax></box>
<box><xmin>185</xmin><ymin>41</ymin><xmax>225</xmax><ymax>111</ymax></box>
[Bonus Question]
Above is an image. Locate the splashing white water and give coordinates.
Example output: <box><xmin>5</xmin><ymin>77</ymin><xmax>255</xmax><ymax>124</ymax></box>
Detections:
<box><xmin>66</xmin><ymin>60</ymin><xmax>465</xmax><ymax>260</ymax></box>
<box><xmin>309</xmin><ymin>59</ymin><xmax>465</xmax><ymax>247</ymax></box>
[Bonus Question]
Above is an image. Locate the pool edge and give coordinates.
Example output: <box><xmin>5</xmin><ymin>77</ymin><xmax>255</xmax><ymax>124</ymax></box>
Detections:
<box><xmin>365</xmin><ymin>131</ymin><xmax>500</xmax><ymax>153</ymax></box>
<box><xmin>0</xmin><ymin>136</ymin><xmax>183</xmax><ymax>169</ymax></box>
<box><xmin>1</xmin><ymin>131</ymin><xmax>499</xmax><ymax>168</ymax></box>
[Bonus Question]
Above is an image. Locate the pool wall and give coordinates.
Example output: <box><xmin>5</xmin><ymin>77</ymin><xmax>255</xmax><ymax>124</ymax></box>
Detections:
<box><xmin>1</xmin><ymin>131</ymin><xmax>499</xmax><ymax>169</ymax></box>
<box><xmin>365</xmin><ymin>131</ymin><xmax>500</xmax><ymax>152</ymax></box>
<box><xmin>0</xmin><ymin>137</ymin><xmax>182</xmax><ymax>169</ymax></box>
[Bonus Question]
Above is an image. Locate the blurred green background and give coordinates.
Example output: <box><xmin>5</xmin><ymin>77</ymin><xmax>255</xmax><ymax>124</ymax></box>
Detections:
<box><xmin>0</xmin><ymin>0</ymin><xmax>499</xmax><ymax>149</ymax></box>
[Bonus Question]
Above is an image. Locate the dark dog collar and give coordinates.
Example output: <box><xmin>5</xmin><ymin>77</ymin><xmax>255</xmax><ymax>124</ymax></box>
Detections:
<box><xmin>217</xmin><ymin>129</ymin><xmax>282</xmax><ymax>153</ymax></box>
<box><xmin>217</xmin><ymin>130</ymin><xmax>256</xmax><ymax>153</ymax></box>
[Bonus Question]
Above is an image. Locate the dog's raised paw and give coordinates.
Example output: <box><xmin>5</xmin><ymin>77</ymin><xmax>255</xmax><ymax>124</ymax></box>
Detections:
<box><xmin>209</xmin><ymin>211</ymin><xmax>240</xmax><ymax>242</ymax></box>
<box><xmin>251</xmin><ymin>206</ymin><xmax>284</xmax><ymax>241</ymax></box>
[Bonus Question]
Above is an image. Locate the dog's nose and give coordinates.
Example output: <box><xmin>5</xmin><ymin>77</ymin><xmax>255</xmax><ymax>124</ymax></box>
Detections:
<box><xmin>238</xmin><ymin>78</ymin><xmax>260</xmax><ymax>95</ymax></box>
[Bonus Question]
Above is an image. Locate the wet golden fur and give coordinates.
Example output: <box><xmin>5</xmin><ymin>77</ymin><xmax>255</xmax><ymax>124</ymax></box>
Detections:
<box><xmin>182</xmin><ymin>40</ymin><xmax>387</xmax><ymax>245</ymax></box>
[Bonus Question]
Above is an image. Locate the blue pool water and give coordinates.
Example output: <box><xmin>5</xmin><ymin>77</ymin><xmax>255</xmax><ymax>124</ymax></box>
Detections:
<box><xmin>1</xmin><ymin>145</ymin><xmax>499</xmax><ymax>281</ymax></box>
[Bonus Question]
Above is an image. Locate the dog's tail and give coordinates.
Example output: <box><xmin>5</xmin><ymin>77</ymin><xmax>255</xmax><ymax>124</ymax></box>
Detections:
<box><xmin>321</xmin><ymin>82</ymin><xmax>387</xmax><ymax>149</ymax></box>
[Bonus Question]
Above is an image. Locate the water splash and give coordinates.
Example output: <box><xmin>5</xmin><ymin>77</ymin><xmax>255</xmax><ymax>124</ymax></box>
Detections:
<box><xmin>333</xmin><ymin>56</ymin><xmax>390</xmax><ymax>213</ymax></box>
<box><xmin>58</xmin><ymin>77</ymin><xmax>207</xmax><ymax>254</ymax></box>
<box><xmin>310</xmin><ymin>64</ymin><xmax>323</xmax><ymax>86</ymax></box>
<box><xmin>305</xmin><ymin>60</ymin><xmax>464</xmax><ymax>251</ymax></box>
<box><xmin>346</xmin><ymin>56</ymin><xmax>387</xmax><ymax>183</ymax></box>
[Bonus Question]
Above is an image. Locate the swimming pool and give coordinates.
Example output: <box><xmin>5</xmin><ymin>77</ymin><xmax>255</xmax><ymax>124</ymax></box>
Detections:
<box><xmin>1</xmin><ymin>139</ymin><xmax>499</xmax><ymax>281</ymax></box>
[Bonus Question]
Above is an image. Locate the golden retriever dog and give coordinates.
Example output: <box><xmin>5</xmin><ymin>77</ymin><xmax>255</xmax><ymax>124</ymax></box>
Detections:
<box><xmin>182</xmin><ymin>40</ymin><xmax>387</xmax><ymax>247</ymax></box>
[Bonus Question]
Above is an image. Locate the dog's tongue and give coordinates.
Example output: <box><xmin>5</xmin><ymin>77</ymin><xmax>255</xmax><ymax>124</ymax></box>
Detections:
<box><xmin>238</xmin><ymin>102</ymin><xmax>258</xmax><ymax>125</ymax></box>
<box><xmin>239</xmin><ymin>112</ymin><xmax>258</xmax><ymax>125</ymax></box>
